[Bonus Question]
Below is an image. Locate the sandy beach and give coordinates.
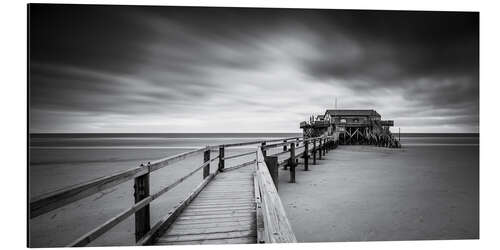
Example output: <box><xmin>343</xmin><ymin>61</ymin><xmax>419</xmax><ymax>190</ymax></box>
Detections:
<box><xmin>278</xmin><ymin>145</ymin><xmax>479</xmax><ymax>242</ymax></box>
<box><xmin>28</xmin><ymin>135</ymin><xmax>479</xmax><ymax>246</ymax></box>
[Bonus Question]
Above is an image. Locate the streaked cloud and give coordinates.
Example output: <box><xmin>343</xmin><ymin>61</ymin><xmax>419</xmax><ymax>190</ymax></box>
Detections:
<box><xmin>29</xmin><ymin>5</ymin><xmax>479</xmax><ymax>133</ymax></box>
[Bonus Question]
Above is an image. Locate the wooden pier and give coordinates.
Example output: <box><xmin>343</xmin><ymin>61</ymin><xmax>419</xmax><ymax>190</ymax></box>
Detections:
<box><xmin>29</xmin><ymin>134</ymin><xmax>338</xmax><ymax>246</ymax></box>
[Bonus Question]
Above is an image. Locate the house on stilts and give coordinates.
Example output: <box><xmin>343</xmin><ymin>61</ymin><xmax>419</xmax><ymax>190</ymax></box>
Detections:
<box><xmin>300</xmin><ymin>109</ymin><xmax>401</xmax><ymax>148</ymax></box>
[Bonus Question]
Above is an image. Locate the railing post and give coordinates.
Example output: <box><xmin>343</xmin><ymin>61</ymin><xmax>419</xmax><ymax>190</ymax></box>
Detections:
<box><xmin>289</xmin><ymin>143</ymin><xmax>296</xmax><ymax>183</ymax></box>
<box><xmin>203</xmin><ymin>148</ymin><xmax>210</xmax><ymax>179</ymax></box>
<box><xmin>295</xmin><ymin>138</ymin><xmax>300</xmax><ymax>165</ymax></box>
<box><xmin>283</xmin><ymin>140</ymin><xmax>288</xmax><ymax>170</ymax></box>
<box><xmin>134</xmin><ymin>164</ymin><xmax>150</xmax><ymax>242</ymax></box>
<box><xmin>313</xmin><ymin>139</ymin><xmax>317</xmax><ymax>165</ymax></box>
<box><xmin>304</xmin><ymin>140</ymin><xmax>309</xmax><ymax>171</ymax></box>
<box><xmin>261</xmin><ymin>142</ymin><xmax>267</xmax><ymax>158</ymax></box>
<box><xmin>319</xmin><ymin>139</ymin><xmax>323</xmax><ymax>160</ymax></box>
<box><xmin>218</xmin><ymin>145</ymin><xmax>225</xmax><ymax>172</ymax></box>
<box><xmin>264</xmin><ymin>155</ymin><xmax>279</xmax><ymax>190</ymax></box>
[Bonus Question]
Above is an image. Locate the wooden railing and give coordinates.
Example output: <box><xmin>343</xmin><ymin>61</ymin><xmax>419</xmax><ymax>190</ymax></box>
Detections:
<box><xmin>29</xmin><ymin>135</ymin><xmax>337</xmax><ymax>246</ymax></box>
<box><xmin>254</xmin><ymin>147</ymin><xmax>296</xmax><ymax>243</ymax></box>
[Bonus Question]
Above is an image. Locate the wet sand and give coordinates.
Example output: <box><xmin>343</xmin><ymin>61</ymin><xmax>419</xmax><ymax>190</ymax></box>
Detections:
<box><xmin>278</xmin><ymin>145</ymin><xmax>479</xmax><ymax>242</ymax></box>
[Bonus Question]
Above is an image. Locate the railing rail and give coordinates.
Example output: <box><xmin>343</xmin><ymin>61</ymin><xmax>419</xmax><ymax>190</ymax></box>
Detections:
<box><xmin>29</xmin><ymin>146</ymin><xmax>209</xmax><ymax>218</ymax></box>
<box><xmin>255</xmin><ymin>147</ymin><xmax>297</xmax><ymax>243</ymax></box>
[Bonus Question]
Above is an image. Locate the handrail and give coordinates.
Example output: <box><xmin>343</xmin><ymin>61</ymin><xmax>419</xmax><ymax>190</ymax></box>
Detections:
<box><xmin>29</xmin><ymin>146</ymin><xmax>209</xmax><ymax>218</ymax></box>
<box><xmin>220</xmin><ymin>136</ymin><xmax>301</xmax><ymax>148</ymax></box>
<box><xmin>255</xmin><ymin>147</ymin><xmax>297</xmax><ymax>243</ymax></box>
<box><xmin>222</xmin><ymin>150</ymin><xmax>256</xmax><ymax>161</ymax></box>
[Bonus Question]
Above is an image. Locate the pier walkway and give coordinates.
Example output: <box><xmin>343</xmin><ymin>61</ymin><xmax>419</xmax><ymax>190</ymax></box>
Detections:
<box><xmin>152</xmin><ymin>166</ymin><xmax>256</xmax><ymax>245</ymax></box>
<box><xmin>29</xmin><ymin>135</ymin><xmax>337</xmax><ymax>246</ymax></box>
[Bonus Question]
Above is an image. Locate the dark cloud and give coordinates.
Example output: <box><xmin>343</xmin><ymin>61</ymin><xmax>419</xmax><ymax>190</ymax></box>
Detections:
<box><xmin>28</xmin><ymin>5</ymin><xmax>479</xmax><ymax>133</ymax></box>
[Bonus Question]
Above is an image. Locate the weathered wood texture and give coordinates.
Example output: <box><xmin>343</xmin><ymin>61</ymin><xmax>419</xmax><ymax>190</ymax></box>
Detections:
<box><xmin>255</xmin><ymin>148</ymin><xmax>297</xmax><ymax>243</ymax></box>
<box><xmin>151</xmin><ymin>165</ymin><xmax>257</xmax><ymax>245</ymax></box>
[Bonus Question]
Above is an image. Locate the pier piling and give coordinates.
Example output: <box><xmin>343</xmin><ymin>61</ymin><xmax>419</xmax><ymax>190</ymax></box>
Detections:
<box><xmin>289</xmin><ymin>143</ymin><xmax>296</xmax><ymax>183</ymax></box>
<box><xmin>304</xmin><ymin>140</ymin><xmax>309</xmax><ymax>171</ymax></box>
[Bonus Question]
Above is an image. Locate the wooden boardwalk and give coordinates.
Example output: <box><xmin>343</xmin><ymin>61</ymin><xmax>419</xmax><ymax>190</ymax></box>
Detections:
<box><xmin>29</xmin><ymin>135</ymin><xmax>336</xmax><ymax>247</ymax></box>
<box><xmin>152</xmin><ymin>166</ymin><xmax>257</xmax><ymax>245</ymax></box>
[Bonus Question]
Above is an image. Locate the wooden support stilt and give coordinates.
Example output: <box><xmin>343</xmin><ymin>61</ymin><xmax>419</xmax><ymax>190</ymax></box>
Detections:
<box><xmin>323</xmin><ymin>138</ymin><xmax>327</xmax><ymax>155</ymax></box>
<box><xmin>304</xmin><ymin>141</ymin><xmax>309</xmax><ymax>171</ymax></box>
<box><xmin>313</xmin><ymin>139</ymin><xmax>317</xmax><ymax>165</ymax></box>
<box><xmin>289</xmin><ymin>143</ymin><xmax>296</xmax><ymax>183</ymax></box>
<box><xmin>319</xmin><ymin>139</ymin><xmax>323</xmax><ymax>160</ymax></box>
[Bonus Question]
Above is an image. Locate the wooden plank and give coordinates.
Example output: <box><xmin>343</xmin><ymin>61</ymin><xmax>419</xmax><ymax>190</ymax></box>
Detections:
<box><xmin>194</xmin><ymin>193</ymin><xmax>253</xmax><ymax>199</ymax></box>
<box><xmin>168</xmin><ymin>224</ymin><xmax>256</xmax><ymax>236</ymax></box>
<box><xmin>180</xmin><ymin>211</ymin><xmax>255</xmax><ymax>218</ymax></box>
<box><xmin>199</xmin><ymin>190</ymin><xmax>253</xmax><ymax>194</ymax></box>
<box><xmin>172</xmin><ymin>216</ymin><xmax>255</xmax><ymax>225</ymax></box>
<box><xmin>191</xmin><ymin>203</ymin><xmax>254</xmax><ymax>208</ymax></box>
<box><xmin>182</xmin><ymin>208</ymin><xmax>255</xmax><ymax>214</ymax></box>
<box><xmin>154</xmin><ymin>236</ymin><xmax>256</xmax><ymax>245</ymax></box>
<box><xmin>190</xmin><ymin>201</ymin><xmax>256</xmax><ymax>207</ymax></box>
<box><xmin>185</xmin><ymin>205</ymin><xmax>255</xmax><ymax>211</ymax></box>
<box><xmin>199</xmin><ymin>191</ymin><xmax>252</xmax><ymax>195</ymax></box>
<box><xmin>157</xmin><ymin>230</ymin><xmax>256</xmax><ymax>242</ymax></box>
<box><xmin>197</xmin><ymin>189</ymin><xmax>253</xmax><ymax>194</ymax></box>
<box><xmin>203</xmin><ymin>186</ymin><xmax>252</xmax><ymax>190</ymax></box>
<box><xmin>172</xmin><ymin>220</ymin><xmax>256</xmax><ymax>229</ymax></box>
<box><xmin>177</xmin><ymin>212</ymin><xmax>256</xmax><ymax>221</ymax></box>
<box><xmin>184</xmin><ymin>205</ymin><xmax>255</xmax><ymax>213</ymax></box>
<box><xmin>136</xmin><ymin>173</ymin><xmax>215</xmax><ymax>246</ymax></box>
<box><xmin>193</xmin><ymin>197</ymin><xmax>254</xmax><ymax>202</ymax></box>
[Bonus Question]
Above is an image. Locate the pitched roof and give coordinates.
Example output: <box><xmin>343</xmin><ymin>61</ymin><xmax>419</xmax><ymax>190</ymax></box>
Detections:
<box><xmin>325</xmin><ymin>109</ymin><xmax>381</xmax><ymax>117</ymax></box>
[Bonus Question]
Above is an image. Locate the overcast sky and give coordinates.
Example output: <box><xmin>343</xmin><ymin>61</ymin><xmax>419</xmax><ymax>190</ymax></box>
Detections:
<box><xmin>29</xmin><ymin>5</ymin><xmax>479</xmax><ymax>133</ymax></box>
